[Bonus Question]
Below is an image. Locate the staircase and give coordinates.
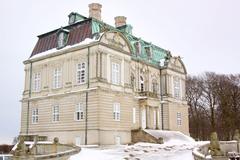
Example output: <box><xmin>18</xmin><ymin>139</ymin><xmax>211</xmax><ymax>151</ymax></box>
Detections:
<box><xmin>131</xmin><ymin>129</ymin><xmax>163</xmax><ymax>144</ymax></box>
<box><xmin>131</xmin><ymin>129</ymin><xmax>194</xmax><ymax>144</ymax></box>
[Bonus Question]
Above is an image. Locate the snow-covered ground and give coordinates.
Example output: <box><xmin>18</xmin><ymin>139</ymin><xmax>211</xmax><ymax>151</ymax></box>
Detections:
<box><xmin>70</xmin><ymin>131</ymin><xmax>206</xmax><ymax>160</ymax></box>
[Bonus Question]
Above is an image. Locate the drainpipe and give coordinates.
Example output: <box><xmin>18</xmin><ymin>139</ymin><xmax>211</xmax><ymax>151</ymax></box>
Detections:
<box><xmin>85</xmin><ymin>47</ymin><xmax>90</xmax><ymax>145</ymax></box>
<box><xmin>26</xmin><ymin>62</ymin><xmax>33</xmax><ymax>135</ymax></box>
<box><xmin>160</xmin><ymin>67</ymin><xmax>164</xmax><ymax>130</ymax></box>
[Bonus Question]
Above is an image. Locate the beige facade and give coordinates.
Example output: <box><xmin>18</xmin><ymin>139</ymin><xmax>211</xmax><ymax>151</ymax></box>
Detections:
<box><xmin>21</xmin><ymin>14</ymin><xmax>189</xmax><ymax>145</ymax></box>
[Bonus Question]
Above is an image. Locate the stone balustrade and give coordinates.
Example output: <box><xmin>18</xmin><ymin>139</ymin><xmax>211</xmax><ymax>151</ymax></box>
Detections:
<box><xmin>193</xmin><ymin>141</ymin><xmax>240</xmax><ymax>160</ymax></box>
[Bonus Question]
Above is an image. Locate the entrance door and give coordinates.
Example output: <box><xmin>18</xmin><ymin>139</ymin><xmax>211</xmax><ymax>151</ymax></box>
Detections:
<box><xmin>115</xmin><ymin>136</ymin><xmax>121</xmax><ymax>145</ymax></box>
<box><xmin>141</xmin><ymin>108</ymin><xmax>146</xmax><ymax>129</ymax></box>
<box><xmin>75</xmin><ymin>136</ymin><xmax>81</xmax><ymax>146</ymax></box>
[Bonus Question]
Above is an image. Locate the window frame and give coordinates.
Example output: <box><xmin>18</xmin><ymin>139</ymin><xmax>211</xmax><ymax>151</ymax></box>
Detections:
<box><xmin>145</xmin><ymin>46</ymin><xmax>153</xmax><ymax>59</ymax></box>
<box><xmin>75</xmin><ymin>103</ymin><xmax>84</xmax><ymax>121</ymax></box>
<box><xmin>57</xmin><ymin>30</ymin><xmax>69</xmax><ymax>49</ymax></box>
<box><xmin>134</xmin><ymin>41</ymin><xmax>142</xmax><ymax>55</ymax></box>
<box><xmin>53</xmin><ymin>67</ymin><xmax>62</xmax><ymax>89</ymax></box>
<box><xmin>173</xmin><ymin>76</ymin><xmax>181</xmax><ymax>99</ymax></box>
<box><xmin>152</xmin><ymin>79</ymin><xmax>158</xmax><ymax>94</ymax></box>
<box><xmin>111</xmin><ymin>62</ymin><xmax>120</xmax><ymax>85</ymax></box>
<box><xmin>32</xmin><ymin>72</ymin><xmax>41</xmax><ymax>92</ymax></box>
<box><xmin>32</xmin><ymin>108</ymin><xmax>39</xmax><ymax>124</ymax></box>
<box><xmin>52</xmin><ymin>105</ymin><xmax>60</xmax><ymax>122</ymax></box>
<box><xmin>113</xmin><ymin>103</ymin><xmax>120</xmax><ymax>121</ymax></box>
<box><xmin>177</xmin><ymin>112</ymin><xmax>182</xmax><ymax>126</ymax></box>
<box><xmin>76</xmin><ymin>62</ymin><xmax>86</xmax><ymax>85</ymax></box>
<box><xmin>140</xmin><ymin>76</ymin><xmax>144</xmax><ymax>92</ymax></box>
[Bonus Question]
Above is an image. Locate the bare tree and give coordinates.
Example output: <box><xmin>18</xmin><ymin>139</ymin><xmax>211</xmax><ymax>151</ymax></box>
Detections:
<box><xmin>186</xmin><ymin>72</ymin><xmax>240</xmax><ymax>140</ymax></box>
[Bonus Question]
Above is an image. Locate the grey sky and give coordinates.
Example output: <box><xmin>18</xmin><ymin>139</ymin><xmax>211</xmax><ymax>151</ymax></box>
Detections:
<box><xmin>0</xmin><ymin>0</ymin><xmax>239</xmax><ymax>142</ymax></box>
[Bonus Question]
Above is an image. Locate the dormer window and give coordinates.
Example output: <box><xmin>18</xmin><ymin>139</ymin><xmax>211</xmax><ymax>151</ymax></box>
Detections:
<box><xmin>57</xmin><ymin>29</ymin><xmax>69</xmax><ymax>49</ymax></box>
<box><xmin>69</xmin><ymin>15</ymin><xmax>75</xmax><ymax>24</ymax></box>
<box><xmin>68</xmin><ymin>12</ymin><xmax>87</xmax><ymax>25</ymax></box>
<box><xmin>134</xmin><ymin>41</ymin><xmax>141</xmax><ymax>55</ymax></box>
<box><xmin>145</xmin><ymin>46</ymin><xmax>152</xmax><ymax>59</ymax></box>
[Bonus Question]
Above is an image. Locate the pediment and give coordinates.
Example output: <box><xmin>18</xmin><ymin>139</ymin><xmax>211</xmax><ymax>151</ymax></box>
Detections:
<box><xmin>100</xmin><ymin>31</ymin><xmax>131</xmax><ymax>53</ymax></box>
<box><xmin>167</xmin><ymin>57</ymin><xmax>187</xmax><ymax>74</ymax></box>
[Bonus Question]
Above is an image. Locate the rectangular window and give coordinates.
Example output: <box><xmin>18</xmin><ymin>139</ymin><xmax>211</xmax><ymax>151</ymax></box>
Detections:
<box><xmin>152</xmin><ymin>81</ymin><xmax>158</xmax><ymax>94</ymax></box>
<box><xmin>53</xmin><ymin>105</ymin><xmax>59</xmax><ymax>122</ymax></box>
<box><xmin>33</xmin><ymin>72</ymin><xmax>41</xmax><ymax>92</ymax></box>
<box><xmin>76</xmin><ymin>62</ymin><xmax>86</xmax><ymax>84</ymax></box>
<box><xmin>177</xmin><ymin>112</ymin><xmax>182</xmax><ymax>126</ymax></box>
<box><xmin>32</xmin><ymin>108</ymin><xmax>38</xmax><ymax>124</ymax></box>
<box><xmin>75</xmin><ymin>103</ymin><xmax>84</xmax><ymax>121</ymax></box>
<box><xmin>173</xmin><ymin>76</ymin><xmax>180</xmax><ymax>98</ymax></box>
<box><xmin>113</xmin><ymin>103</ymin><xmax>120</xmax><ymax>121</ymax></box>
<box><xmin>111</xmin><ymin>62</ymin><xmax>120</xmax><ymax>85</ymax></box>
<box><xmin>133</xmin><ymin>107</ymin><xmax>136</xmax><ymax>124</ymax></box>
<box><xmin>53</xmin><ymin>68</ymin><xmax>62</xmax><ymax>89</ymax></box>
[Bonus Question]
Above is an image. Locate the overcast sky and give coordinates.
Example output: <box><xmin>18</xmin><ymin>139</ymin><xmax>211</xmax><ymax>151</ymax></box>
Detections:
<box><xmin>0</xmin><ymin>0</ymin><xmax>239</xmax><ymax>142</ymax></box>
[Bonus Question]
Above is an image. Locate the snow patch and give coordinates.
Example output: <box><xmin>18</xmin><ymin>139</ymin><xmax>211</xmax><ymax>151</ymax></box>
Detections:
<box><xmin>144</xmin><ymin>129</ymin><xmax>195</xmax><ymax>144</ymax></box>
<box><xmin>69</xmin><ymin>131</ymin><xmax>204</xmax><ymax>160</ymax></box>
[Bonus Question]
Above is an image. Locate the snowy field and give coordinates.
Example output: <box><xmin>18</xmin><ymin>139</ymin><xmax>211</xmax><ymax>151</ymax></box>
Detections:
<box><xmin>70</xmin><ymin>131</ymin><xmax>206</xmax><ymax>160</ymax></box>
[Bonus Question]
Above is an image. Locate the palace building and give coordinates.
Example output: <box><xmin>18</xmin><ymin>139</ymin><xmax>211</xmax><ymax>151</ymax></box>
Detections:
<box><xmin>20</xmin><ymin>3</ymin><xmax>189</xmax><ymax>145</ymax></box>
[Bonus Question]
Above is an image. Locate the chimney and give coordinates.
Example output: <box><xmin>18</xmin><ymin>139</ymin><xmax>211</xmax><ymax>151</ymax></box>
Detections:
<box><xmin>114</xmin><ymin>16</ymin><xmax>127</xmax><ymax>27</ymax></box>
<box><xmin>88</xmin><ymin>3</ymin><xmax>102</xmax><ymax>21</ymax></box>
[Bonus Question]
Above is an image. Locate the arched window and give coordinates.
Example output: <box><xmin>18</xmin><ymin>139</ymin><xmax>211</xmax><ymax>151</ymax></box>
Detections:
<box><xmin>140</xmin><ymin>76</ymin><xmax>144</xmax><ymax>92</ymax></box>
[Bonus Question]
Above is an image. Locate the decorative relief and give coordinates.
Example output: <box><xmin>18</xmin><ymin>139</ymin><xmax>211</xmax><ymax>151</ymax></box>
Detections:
<box><xmin>168</xmin><ymin>57</ymin><xmax>185</xmax><ymax>73</ymax></box>
<box><xmin>100</xmin><ymin>31</ymin><xmax>130</xmax><ymax>53</ymax></box>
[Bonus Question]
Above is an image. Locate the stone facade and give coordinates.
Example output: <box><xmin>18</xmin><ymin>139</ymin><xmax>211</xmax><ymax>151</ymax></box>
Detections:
<box><xmin>20</xmin><ymin>4</ymin><xmax>189</xmax><ymax>145</ymax></box>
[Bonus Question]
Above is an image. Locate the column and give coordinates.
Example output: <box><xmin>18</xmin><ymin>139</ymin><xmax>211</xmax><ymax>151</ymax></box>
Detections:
<box><xmin>156</xmin><ymin>107</ymin><xmax>159</xmax><ymax>129</ymax></box>
<box><xmin>146</xmin><ymin>105</ymin><xmax>150</xmax><ymax>129</ymax></box>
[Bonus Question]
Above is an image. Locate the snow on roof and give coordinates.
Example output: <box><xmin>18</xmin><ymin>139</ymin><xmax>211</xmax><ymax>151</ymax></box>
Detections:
<box><xmin>29</xmin><ymin>38</ymin><xmax>98</xmax><ymax>60</ymax></box>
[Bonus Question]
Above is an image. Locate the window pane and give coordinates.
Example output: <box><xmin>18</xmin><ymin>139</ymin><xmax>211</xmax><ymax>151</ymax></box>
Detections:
<box><xmin>53</xmin><ymin>106</ymin><xmax>59</xmax><ymax>122</ymax></box>
<box><xmin>174</xmin><ymin>77</ymin><xmax>180</xmax><ymax>98</ymax></box>
<box><xmin>112</xmin><ymin>63</ymin><xmax>120</xmax><ymax>85</ymax></box>
<box><xmin>76</xmin><ymin>63</ymin><xmax>86</xmax><ymax>84</ymax></box>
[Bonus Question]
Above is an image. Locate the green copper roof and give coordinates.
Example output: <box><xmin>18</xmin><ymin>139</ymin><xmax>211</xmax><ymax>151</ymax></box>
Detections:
<box><xmin>92</xmin><ymin>19</ymin><xmax>170</xmax><ymax>67</ymax></box>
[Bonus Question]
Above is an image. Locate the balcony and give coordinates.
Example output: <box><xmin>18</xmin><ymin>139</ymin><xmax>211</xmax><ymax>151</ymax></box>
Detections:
<box><xmin>137</xmin><ymin>91</ymin><xmax>159</xmax><ymax>99</ymax></box>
